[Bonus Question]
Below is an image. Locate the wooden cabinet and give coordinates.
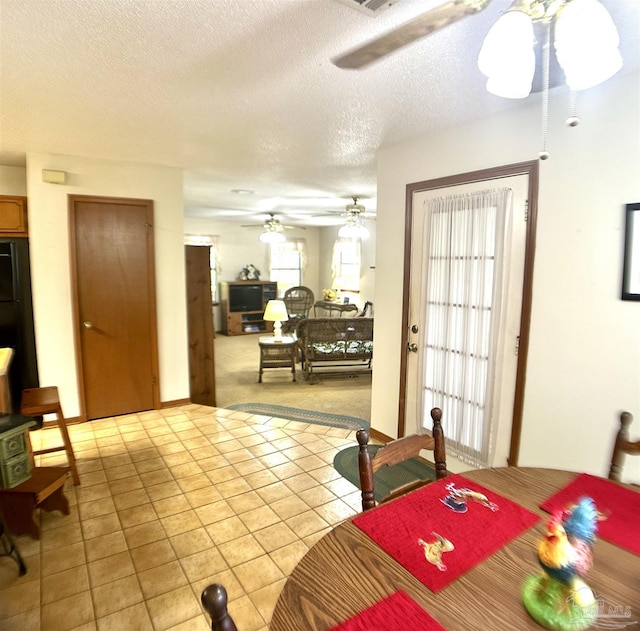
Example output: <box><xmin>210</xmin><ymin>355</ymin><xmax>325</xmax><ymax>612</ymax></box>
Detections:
<box><xmin>220</xmin><ymin>281</ymin><xmax>277</xmax><ymax>336</ymax></box>
<box><xmin>0</xmin><ymin>197</ymin><xmax>28</xmax><ymax>237</ymax></box>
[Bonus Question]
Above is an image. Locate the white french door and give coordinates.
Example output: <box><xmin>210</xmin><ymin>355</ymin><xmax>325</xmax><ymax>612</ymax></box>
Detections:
<box><xmin>405</xmin><ymin>174</ymin><xmax>529</xmax><ymax>470</ymax></box>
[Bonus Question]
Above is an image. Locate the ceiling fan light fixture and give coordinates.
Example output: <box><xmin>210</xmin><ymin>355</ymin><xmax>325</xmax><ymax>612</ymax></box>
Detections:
<box><xmin>339</xmin><ymin>196</ymin><xmax>370</xmax><ymax>240</ymax></box>
<box><xmin>485</xmin><ymin>70</ymin><xmax>535</xmax><ymax>100</ymax></box>
<box><xmin>345</xmin><ymin>200</ymin><xmax>366</xmax><ymax>215</ymax></box>
<box><xmin>554</xmin><ymin>0</ymin><xmax>622</xmax><ymax>91</ymax></box>
<box><xmin>478</xmin><ymin>10</ymin><xmax>535</xmax><ymax>99</ymax></box>
<box><xmin>259</xmin><ymin>230</ymin><xmax>285</xmax><ymax>244</ymax></box>
<box><xmin>338</xmin><ymin>222</ymin><xmax>370</xmax><ymax>240</ymax></box>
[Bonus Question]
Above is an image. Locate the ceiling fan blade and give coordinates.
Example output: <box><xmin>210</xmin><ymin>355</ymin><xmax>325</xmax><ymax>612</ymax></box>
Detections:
<box><xmin>332</xmin><ymin>0</ymin><xmax>492</xmax><ymax>70</ymax></box>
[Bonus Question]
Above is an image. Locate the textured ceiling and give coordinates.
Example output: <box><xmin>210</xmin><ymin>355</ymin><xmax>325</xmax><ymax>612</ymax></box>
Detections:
<box><xmin>0</xmin><ymin>0</ymin><xmax>638</xmax><ymax>226</ymax></box>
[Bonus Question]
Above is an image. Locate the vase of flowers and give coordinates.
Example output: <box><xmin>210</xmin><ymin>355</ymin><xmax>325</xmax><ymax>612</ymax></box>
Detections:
<box><xmin>322</xmin><ymin>288</ymin><xmax>337</xmax><ymax>301</ymax></box>
<box><xmin>239</xmin><ymin>264</ymin><xmax>260</xmax><ymax>280</ymax></box>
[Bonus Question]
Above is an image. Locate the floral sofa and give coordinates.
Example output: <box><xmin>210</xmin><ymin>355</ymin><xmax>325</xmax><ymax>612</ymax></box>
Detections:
<box><xmin>295</xmin><ymin>317</ymin><xmax>373</xmax><ymax>382</ymax></box>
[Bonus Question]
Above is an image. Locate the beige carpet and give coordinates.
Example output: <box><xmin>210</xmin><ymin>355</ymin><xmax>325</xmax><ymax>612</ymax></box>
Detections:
<box><xmin>213</xmin><ymin>333</ymin><xmax>372</xmax><ymax>422</ymax></box>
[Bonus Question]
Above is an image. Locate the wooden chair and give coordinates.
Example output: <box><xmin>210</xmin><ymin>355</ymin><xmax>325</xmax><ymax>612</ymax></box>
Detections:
<box><xmin>20</xmin><ymin>386</ymin><xmax>80</xmax><ymax>485</ymax></box>
<box><xmin>608</xmin><ymin>411</ymin><xmax>640</xmax><ymax>482</ymax></box>
<box><xmin>357</xmin><ymin>407</ymin><xmax>447</xmax><ymax>511</ymax></box>
<box><xmin>201</xmin><ymin>583</ymin><xmax>238</xmax><ymax>631</ymax></box>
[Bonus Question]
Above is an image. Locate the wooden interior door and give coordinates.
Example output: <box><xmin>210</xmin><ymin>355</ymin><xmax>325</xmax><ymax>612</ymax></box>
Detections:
<box><xmin>70</xmin><ymin>195</ymin><xmax>160</xmax><ymax>420</ymax></box>
<box><xmin>185</xmin><ymin>245</ymin><xmax>216</xmax><ymax>407</ymax></box>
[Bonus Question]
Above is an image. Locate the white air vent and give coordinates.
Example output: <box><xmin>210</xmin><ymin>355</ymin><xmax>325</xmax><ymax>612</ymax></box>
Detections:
<box><xmin>336</xmin><ymin>0</ymin><xmax>400</xmax><ymax>16</ymax></box>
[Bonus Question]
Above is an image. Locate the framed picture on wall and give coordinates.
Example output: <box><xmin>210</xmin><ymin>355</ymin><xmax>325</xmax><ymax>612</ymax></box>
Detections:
<box><xmin>622</xmin><ymin>202</ymin><xmax>640</xmax><ymax>301</ymax></box>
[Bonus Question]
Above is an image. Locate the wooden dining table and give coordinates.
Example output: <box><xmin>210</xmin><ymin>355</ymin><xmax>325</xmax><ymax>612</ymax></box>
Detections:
<box><xmin>271</xmin><ymin>467</ymin><xmax>639</xmax><ymax>631</ymax></box>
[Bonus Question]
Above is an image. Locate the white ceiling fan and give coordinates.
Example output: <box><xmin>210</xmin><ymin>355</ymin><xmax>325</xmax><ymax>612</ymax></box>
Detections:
<box><xmin>337</xmin><ymin>197</ymin><xmax>375</xmax><ymax>239</ymax></box>
<box><xmin>241</xmin><ymin>213</ymin><xmax>302</xmax><ymax>231</ymax></box>
<box><xmin>332</xmin><ymin>0</ymin><xmax>624</xmax><ymax>97</ymax></box>
<box><xmin>317</xmin><ymin>196</ymin><xmax>377</xmax><ymax>219</ymax></box>
<box><xmin>333</xmin><ymin>0</ymin><xmax>624</xmax><ymax>159</ymax></box>
<box><xmin>241</xmin><ymin>213</ymin><xmax>304</xmax><ymax>244</ymax></box>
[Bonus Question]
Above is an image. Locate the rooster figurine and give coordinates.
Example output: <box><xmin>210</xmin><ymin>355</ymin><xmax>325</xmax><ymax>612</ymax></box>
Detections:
<box><xmin>522</xmin><ymin>497</ymin><xmax>599</xmax><ymax>630</ymax></box>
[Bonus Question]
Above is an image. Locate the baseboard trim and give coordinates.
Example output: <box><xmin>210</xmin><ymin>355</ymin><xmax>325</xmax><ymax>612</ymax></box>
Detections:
<box><xmin>40</xmin><ymin>399</ymin><xmax>192</xmax><ymax>427</ymax></box>
<box><xmin>161</xmin><ymin>398</ymin><xmax>191</xmax><ymax>408</ymax></box>
<box><xmin>42</xmin><ymin>416</ymin><xmax>82</xmax><ymax>427</ymax></box>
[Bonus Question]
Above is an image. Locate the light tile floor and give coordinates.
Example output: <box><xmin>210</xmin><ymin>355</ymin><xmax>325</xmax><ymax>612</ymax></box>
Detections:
<box><xmin>0</xmin><ymin>405</ymin><xmax>362</xmax><ymax>631</ymax></box>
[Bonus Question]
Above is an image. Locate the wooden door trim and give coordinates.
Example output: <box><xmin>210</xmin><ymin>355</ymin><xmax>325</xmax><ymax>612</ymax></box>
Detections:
<box><xmin>399</xmin><ymin>161</ymin><xmax>539</xmax><ymax>467</ymax></box>
<box><xmin>68</xmin><ymin>194</ymin><xmax>161</xmax><ymax>421</ymax></box>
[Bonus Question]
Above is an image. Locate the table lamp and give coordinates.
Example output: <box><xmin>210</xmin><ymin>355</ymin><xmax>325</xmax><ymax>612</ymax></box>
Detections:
<box><xmin>263</xmin><ymin>299</ymin><xmax>289</xmax><ymax>341</ymax></box>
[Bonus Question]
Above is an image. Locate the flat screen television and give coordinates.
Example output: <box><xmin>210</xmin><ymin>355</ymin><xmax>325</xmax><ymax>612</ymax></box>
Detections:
<box><xmin>228</xmin><ymin>284</ymin><xmax>263</xmax><ymax>312</ymax></box>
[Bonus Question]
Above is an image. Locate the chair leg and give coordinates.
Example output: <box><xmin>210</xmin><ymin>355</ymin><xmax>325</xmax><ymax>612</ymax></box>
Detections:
<box><xmin>24</xmin><ymin>432</ymin><xmax>36</xmax><ymax>469</ymax></box>
<box><xmin>53</xmin><ymin>406</ymin><xmax>80</xmax><ymax>486</ymax></box>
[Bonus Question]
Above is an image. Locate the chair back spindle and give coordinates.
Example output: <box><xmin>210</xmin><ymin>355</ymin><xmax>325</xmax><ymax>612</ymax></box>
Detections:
<box><xmin>608</xmin><ymin>411</ymin><xmax>640</xmax><ymax>482</ymax></box>
<box><xmin>201</xmin><ymin>584</ymin><xmax>238</xmax><ymax>631</ymax></box>
<box><xmin>357</xmin><ymin>429</ymin><xmax>376</xmax><ymax>511</ymax></box>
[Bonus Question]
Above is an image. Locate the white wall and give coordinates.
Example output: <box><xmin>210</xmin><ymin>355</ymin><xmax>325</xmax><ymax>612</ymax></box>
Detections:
<box><xmin>0</xmin><ymin>166</ymin><xmax>27</xmax><ymax>195</ymax></box>
<box><xmin>23</xmin><ymin>153</ymin><xmax>189</xmax><ymax>418</ymax></box>
<box><xmin>374</xmin><ymin>71</ymin><xmax>640</xmax><ymax>483</ymax></box>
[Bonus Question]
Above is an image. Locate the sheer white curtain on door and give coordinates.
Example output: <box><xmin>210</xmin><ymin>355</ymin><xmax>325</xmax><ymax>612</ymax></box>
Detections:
<box><xmin>419</xmin><ymin>188</ymin><xmax>512</xmax><ymax>467</ymax></box>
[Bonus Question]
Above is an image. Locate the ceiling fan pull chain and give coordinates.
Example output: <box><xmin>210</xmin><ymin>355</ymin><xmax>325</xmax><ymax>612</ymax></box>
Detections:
<box><xmin>538</xmin><ymin>17</ymin><xmax>552</xmax><ymax>161</ymax></box>
<box><xmin>566</xmin><ymin>89</ymin><xmax>580</xmax><ymax>128</ymax></box>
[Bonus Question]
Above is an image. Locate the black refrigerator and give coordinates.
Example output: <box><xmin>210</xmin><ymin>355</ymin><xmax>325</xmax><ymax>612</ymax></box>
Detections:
<box><xmin>0</xmin><ymin>237</ymin><xmax>39</xmax><ymax>411</ymax></box>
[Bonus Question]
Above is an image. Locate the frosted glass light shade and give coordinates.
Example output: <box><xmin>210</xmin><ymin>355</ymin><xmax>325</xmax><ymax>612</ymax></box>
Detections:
<box><xmin>477</xmin><ymin>11</ymin><xmax>535</xmax><ymax>99</ymax></box>
<box><xmin>259</xmin><ymin>230</ymin><xmax>285</xmax><ymax>244</ymax></box>
<box><xmin>554</xmin><ymin>0</ymin><xmax>622</xmax><ymax>90</ymax></box>
<box><xmin>338</xmin><ymin>223</ymin><xmax>369</xmax><ymax>239</ymax></box>
<box><xmin>485</xmin><ymin>72</ymin><xmax>534</xmax><ymax>100</ymax></box>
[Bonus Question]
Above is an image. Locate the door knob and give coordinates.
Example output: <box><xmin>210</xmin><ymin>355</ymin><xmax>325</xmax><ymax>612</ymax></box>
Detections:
<box><xmin>83</xmin><ymin>321</ymin><xmax>93</xmax><ymax>329</ymax></box>
<box><xmin>407</xmin><ymin>342</ymin><xmax>418</xmax><ymax>353</ymax></box>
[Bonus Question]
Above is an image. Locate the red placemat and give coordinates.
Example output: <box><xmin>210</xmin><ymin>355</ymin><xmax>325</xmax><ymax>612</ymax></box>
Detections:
<box><xmin>327</xmin><ymin>591</ymin><xmax>446</xmax><ymax>631</ymax></box>
<box><xmin>539</xmin><ymin>473</ymin><xmax>640</xmax><ymax>555</ymax></box>
<box><xmin>352</xmin><ymin>474</ymin><xmax>539</xmax><ymax>592</ymax></box>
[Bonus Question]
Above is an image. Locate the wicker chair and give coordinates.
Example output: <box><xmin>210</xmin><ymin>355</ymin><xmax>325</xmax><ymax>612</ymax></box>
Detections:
<box><xmin>282</xmin><ymin>286</ymin><xmax>314</xmax><ymax>334</ymax></box>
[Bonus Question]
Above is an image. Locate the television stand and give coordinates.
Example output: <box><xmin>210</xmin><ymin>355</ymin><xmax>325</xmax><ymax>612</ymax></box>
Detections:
<box><xmin>220</xmin><ymin>281</ymin><xmax>277</xmax><ymax>336</ymax></box>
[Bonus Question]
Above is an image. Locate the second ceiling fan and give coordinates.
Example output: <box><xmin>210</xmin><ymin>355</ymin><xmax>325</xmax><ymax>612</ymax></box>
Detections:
<box><xmin>241</xmin><ymin>213</ymin><xmax>303</xmax><ymax>244</ymax></box>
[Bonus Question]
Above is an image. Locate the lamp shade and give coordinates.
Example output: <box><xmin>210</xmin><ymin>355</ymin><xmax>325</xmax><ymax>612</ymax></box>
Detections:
<box><xmin>263</xmin><ymin>300</ymin><xmax>289</xmax><ymax>322</ymax></box>
<box><xmin>477</xmin><ymin>10</ymin><xmax>535</xmax><ymax>99</ymax></box>
<box><xmin>263</xmin><ymin>299</ymin><xmax>288</xmax><ymax>341</ymax></box>
<box><xmin>554</xmin><ymin>0</ymin><xmax>622</xmax><ymax>91</ymax></box>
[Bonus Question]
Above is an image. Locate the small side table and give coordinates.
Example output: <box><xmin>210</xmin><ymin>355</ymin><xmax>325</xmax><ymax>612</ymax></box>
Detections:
<box><xmin>258</xmin><ymin>336</ymin><xmax>297</xmax><ymax>383</ymax></box>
